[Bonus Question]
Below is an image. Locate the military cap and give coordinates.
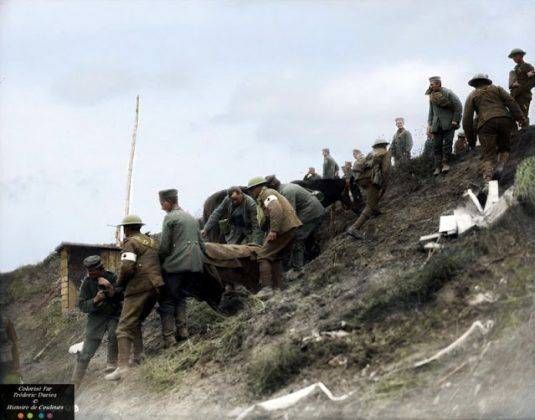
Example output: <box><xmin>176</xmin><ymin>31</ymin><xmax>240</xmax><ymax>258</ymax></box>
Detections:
<box><xmin>395</xmin><ymin>117</ymin><xmax>404</xmax><ymax>123</ymax></box>
<box><xmin>508</xmin><ymin>48</ymin><xmax>526</xmax><ymax>58</ymax></box>
<box><xmin>83</xmin><ymin>255</ymin><xmax>102</xmax><ymax>269</ymax></box>
<box><xmin>428</xmin><ymin>76</ymin><xmax>441</xmax><ymax>83</ymax></box>
<box><xmin>457</xmin><ymin>130</ymin><xmax>466</xmax><ymax>138</ymax></box>
<box><xmin>246</xmin><ymin>176</ymin><xmax>268</xmax><ymax>190</ymax></box>
<box><xmin>372</xmin><ymin>138</ymin><xmax>389</xmax><ymax>148</ymax></box>
<box><xmin>118</xmin><ymin>214</ymin><xmax>145</xmax><ymax>226</ymax></box>
<box><xmin>158</xmin><ymin>189</ymin><xmax>178</xmax><ymax>201</ymax></box>
<box><xmin>468</xmin><ymin>73</ymin><xmax>492</xmax><ymax>87</ymax></box>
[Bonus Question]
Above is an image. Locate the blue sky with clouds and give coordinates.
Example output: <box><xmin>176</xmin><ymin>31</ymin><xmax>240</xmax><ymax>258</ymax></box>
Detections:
<box><xmin>0</xmin><ymin>0</ymin><xmax>533</xmax><ymax>271</ymax></box>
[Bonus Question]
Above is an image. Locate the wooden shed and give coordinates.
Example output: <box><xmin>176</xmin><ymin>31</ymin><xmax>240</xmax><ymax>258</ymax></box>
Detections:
<box><xmin>55</xmin><ymin>242</ymin><xmax>121</xmax><ymax>313</ymax></box>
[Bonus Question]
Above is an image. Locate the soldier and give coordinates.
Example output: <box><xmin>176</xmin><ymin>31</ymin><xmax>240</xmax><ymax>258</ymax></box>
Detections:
<box><xmin>352</xmin><ymin>149</ymin><xmax>365</xmax><ymax>178</ymax></box>
<box><xmin>426</xmin><ymin>76</ymin><xmax>463</xmax><ymax>175</ymax></box>
<box><xmin>454</xmin><ymin>131</ymin><xmax>469</xmax><ymax>156</ymax></box>
<box><xmin>346</xmin><ymin>139</ymin><xmax>391</xmax><ymax>240</ymax></box>
<box><xmin>105</xmin><ymin>215</ymin><xmax>164</xmax><ymax>381</ymax></box>
<box><xmin>72</xmin><ymin>255</ymin><xmax>122</xmax><ymax>388</ymax></box>
<box><xmin>322</xmin><ymin>148</ymin><xmax>340</xmax><ymax>179</ymax></box>
<box><xmin>463</xmin><ymin>73</ymin><xmax>526</xmax><ymax>185</ymax></box>
<box><xmin>158</xmin><ymin>189</ymin><xmax>204</xmax><ymax>346</ymax></box>
<box><xmin>303</xmin><ymin>167</ymin><xmax>321</xmax><ymax>181</ymax></box>
<box><xmin>342</xmin><ymin>161</ymin><xmax>353</xmax><ymax>179</ymax></box>
<box><xmin>0</xmin><ymin>313</ymin><xmax>21</xmax><ymax>384</ymax></box>
<box><xmin>202</xmin><ymin>186</ymin><xmax>263</xmax><ymax>245</ymax></box>
<box><xmin>389</xmin><ymin>117</ymin><xmax>413</xmax><ymax>166</ymax></box>
<box><xmin>508</xmin><ymin>48</ymin><xmax>535</xmax><ymax>124</ymax></box>
<box><xmin>246</xmin><ymin>177</ymin><xmax>302</xmax><ymax>296</ymax></box>
<box><xmin>269</xmin><ymin>178</ymin><xmax>325</xmax><ymax>271</ymax></box>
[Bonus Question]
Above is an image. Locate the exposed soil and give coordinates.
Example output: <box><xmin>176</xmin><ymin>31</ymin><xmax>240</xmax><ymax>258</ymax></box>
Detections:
<box><xmin>2</xmin><ymin>126</ymin><xmax>535</xmax><ymax>419</ymax></box>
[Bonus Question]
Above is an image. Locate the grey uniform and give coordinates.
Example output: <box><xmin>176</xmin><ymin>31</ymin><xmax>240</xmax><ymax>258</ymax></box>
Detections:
<box><xmin>390</xmin><ymin>128</ymin><xmax>413</xmax><ymax>165</ymax></box>
<box><xmin>427</xmin><ymin>87</ymin><xmax>463</xmax><ymax>166</ymax></box>
<box><xmin>322</xmin><ymin>155</ymin><xmax>340</xmax><ymax>179</ymax></box>
<box><xmin>204</xmin><ymin>195</ymin><xmax>263</xmax><ymax>245</ymax></box>
<box><xmin>279</xmin><ymin>183</ymin><xmax>325</xmax><ymax>269</ymax></box>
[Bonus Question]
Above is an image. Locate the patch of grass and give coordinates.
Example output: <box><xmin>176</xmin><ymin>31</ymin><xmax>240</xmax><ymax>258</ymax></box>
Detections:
<box><xmin>347</xmin><ymin>251</ymin><xmax>469</xmax><ymax>323</ymax></box>
<box><xmin>43</xmin><ymin>297</ymin><xmax>72</xmax><ymax>338</ymax></box>
<box><xmin>8</xmin><ymin>279</ymin><xmax>48</xmax><ymax>301</ymax></box>
<box><xmin>247</xmin><ymin>341</ymin><xmax>310</xmax><ymax>396</ymax></box>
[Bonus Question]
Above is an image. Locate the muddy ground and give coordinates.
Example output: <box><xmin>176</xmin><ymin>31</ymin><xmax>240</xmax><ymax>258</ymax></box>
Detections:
<box><xmin>1</xmin><ymin>126</ymin><xmax>535</xmax><ymax>419</ymax></box>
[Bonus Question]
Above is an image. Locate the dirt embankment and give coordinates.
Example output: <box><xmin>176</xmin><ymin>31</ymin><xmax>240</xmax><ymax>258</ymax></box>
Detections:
<box><xmin>2</xmin><ymin>126</ymin><xmax>535</xmax><ymax>419</ymax></box>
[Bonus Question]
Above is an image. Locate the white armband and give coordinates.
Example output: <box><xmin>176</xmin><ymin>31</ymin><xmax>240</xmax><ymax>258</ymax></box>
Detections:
<box><xmin>121</xmin><ymin>252</ymin><xmax>137</xmax><ymax>262</ymax></box>
<box><xmin>264</xmin><ymin>195</ymin><xmax>278</xmax><ymax>207</ymax></box>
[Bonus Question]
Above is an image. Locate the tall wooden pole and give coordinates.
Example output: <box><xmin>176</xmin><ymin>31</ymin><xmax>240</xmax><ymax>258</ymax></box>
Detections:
<box><xmin>116</xmin><ymin>95</ymin><xmax>140</xmax><ymax>245</ymax></box>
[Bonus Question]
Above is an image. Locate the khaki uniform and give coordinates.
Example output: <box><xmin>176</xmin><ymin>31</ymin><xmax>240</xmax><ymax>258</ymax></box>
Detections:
<box><xmin>509</xmin><ymin>61</ymin><xmax>535</xmax><ymax>123</ymax></box>
<box><xmin>351</xmin><ymin>148</ymin><xmax>391</xmax><ymax>229</ymax></box>
<box><xmin>463</xmin><ymin>84</ymin><xmax>523</xmax><ymax>180</ymax></box>
<box><xmin>256</xmin><ymin>188</ymin><xmax>302</xmax><ymax>289</ymax></box>
<box><xmin>116</xmin><ymin>233</ymin><xmax>164</xmax><ymax>366</ymax></box>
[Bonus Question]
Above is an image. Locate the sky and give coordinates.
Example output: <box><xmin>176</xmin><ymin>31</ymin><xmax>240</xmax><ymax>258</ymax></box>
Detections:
<box><xmin>0</xmin><ymin>0</ymin><xmax>533</xmax><ymax>271</ymax></box>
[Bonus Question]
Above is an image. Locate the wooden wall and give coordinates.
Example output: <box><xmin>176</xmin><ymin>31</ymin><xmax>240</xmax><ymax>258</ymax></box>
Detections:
<box><xmin>60</xmin><ymin>247</ymin><xmax>121</xmax><ymax>313</ymax></box>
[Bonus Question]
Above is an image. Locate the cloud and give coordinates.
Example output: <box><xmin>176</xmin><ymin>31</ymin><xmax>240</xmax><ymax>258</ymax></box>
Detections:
<box><xmin>213</xmin><ymin>60</ymin><xmax>470</xmax><ymax>153</ymax></box>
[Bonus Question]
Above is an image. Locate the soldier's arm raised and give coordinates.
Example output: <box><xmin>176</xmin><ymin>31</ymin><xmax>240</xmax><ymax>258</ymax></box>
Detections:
<box><xmin>77</xmin><ymin>280</ymin><xmax>99</xmax><ymax>313</ymax></box>
<box><xmin>204</xmin><ymin>197</ymin><xmax>228</xmax><ymax>233</ymax></box>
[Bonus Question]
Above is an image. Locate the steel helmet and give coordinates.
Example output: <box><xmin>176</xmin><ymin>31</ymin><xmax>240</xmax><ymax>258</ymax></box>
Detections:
<box><xmin>118</xmin><ymin>214</ymin><xmax>145</xmax><ymax>226</ymax></box>
<box><xmin>508</xmin><ymin>48</ymin><xmax>526</xmax><ymax>58</ymax></box>
<box><xmin>246</xmin><ymin>177</ymin><xmax>268</xmax><ymax>189</ymax></box>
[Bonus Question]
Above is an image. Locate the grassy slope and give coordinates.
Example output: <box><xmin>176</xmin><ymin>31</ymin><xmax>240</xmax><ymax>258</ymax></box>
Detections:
<box><xmin>2</xmin><ymin>127</ymin><xmax>535</xmax><ymax>418</ymax></box>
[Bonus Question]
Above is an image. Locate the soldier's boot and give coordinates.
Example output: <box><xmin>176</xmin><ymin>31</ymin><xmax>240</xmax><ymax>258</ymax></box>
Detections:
<box><xmin>160</xmin><ymin>314</ymin><xmax>176</xmax><ymax>349</ymax></box>
<box><xmin>493</xmin><ymin>152</ymin><xmax>510</xmax><ymax>180</ymax></box>
<box><xmin>71</xmin><ymin>359</ymin><xmax>89</xmax><ymax>390</ymax></box>
<box><xmin>271</xmin><ymin>260</ymin><xmax>284</xmax><ymax>291</ymax></box>
<box><xmin>257</xmin><ymin>260</ymin><xmax>274</xmax><ymax>300</ymax></box>
<box><xmin>346</xmin><ymin>208</ymin><xmax>370</xmax><ymax>240</ymax></box>
<box><xmin>441</xmin><ymin>163</ymin><xmax>450</xmax><ymax>174</ymax></box>
<box><xmin>291</xmin><ymin>240</ymin><xmax>305</xmax><ymax>271</ymax></box>
<box><xmin>433</xmin><ymin>167</ymin><xmax>441</xmax><ymax>176</ymax></box>
<box><xmin>104</xmin><ymin>338</ymin><xmax>131</xmax><ymax>381</ymax></box>
<box><xmin>174</xmin><ymin>304</ymin><xmax>189</xmax><ymax>342</ymax></box>
<box><xmin>129</xmin><ymin>335</ymin><xmax>144</xmax><ymax>367</ymax></box>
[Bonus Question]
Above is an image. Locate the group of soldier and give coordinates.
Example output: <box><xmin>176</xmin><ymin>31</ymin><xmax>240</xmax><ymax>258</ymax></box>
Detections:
<box><xmin>4</xmin><ymin>47</ymin><xmax>527</xmax><ymax>390</ymax></box>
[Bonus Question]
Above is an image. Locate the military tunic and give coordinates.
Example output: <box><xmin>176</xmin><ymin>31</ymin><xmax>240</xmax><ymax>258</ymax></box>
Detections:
<box><xmin>204</xmin><ymin>195</ymin><xmax>263</xmax><ymax>245</ymax></box>
<box><xmin>303</xmin><ymin>173</ymin><xmax>322</xmax><ymax>181</ymax></box>
<box><xmin>256</xmin><ymin>187</ymin><xmax>302</xmax><ymax>262</ymax></box>
<box><xmin>115</xmin><ymin>234</ymin><xmax>163</xmax><ymax>342</ymax></box>
<box><xmin>509</xmin><ymin>61</ymin><xmax>535</xmax><ymax>122</ymax></box>
<box><xmin>463</xmin><ymin>84</ymin><xmax>523</xmax><ymax>180</ymax></box>
<box><xmin>389</xmin><ymin>128</ymin><xmax>413</xmax><ymax>165</ymax></box>
<box><xmin>322</xmin><ymin>155</ymin><xmax>340</xmax><ymax>179</ymax></box>
<box><xmin>158</xmin><ymin>208</ymin><xmax>204</xmax><ymax>319</ymax></box>
<box><xmin>352</xmin><ymin>148</ymin><xmax>391</xmax><ymax>228</ymax></box>
<box><xmin>279</xmin><ymin>183</ymin><xmax>325</xmax><ymax>269</ymax></box>
<box><xmin>427</xmin><ymin>87</ymin><xmax>463</xmax><ymax>166</ymax></box>
<box><xmin>77</xmin><ymin>271</ymin><xmax>122</xmax><ymax>365</ymax></box>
